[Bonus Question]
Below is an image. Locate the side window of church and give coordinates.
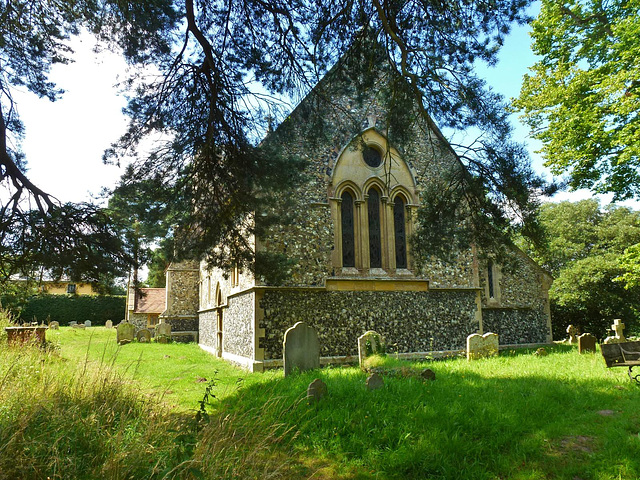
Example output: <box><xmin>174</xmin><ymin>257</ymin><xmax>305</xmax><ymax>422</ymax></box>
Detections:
<box><xmin>341</xmin><ymin>191</ymin><xmax>356</xmax><ymax>267</ymax></box>
<box><xmin>67</xmin><ymin>284</ymin><xmax>76</xmax><ymax>294</ymax></box>
<box><xmin>488</xmin><ymin>260</ymin><xmax>495</xmax><ymax>299</ymax></box>
<box><xmin>394</xmin><ymin>196</ymin><xmax>407</xmax><ymax>269</ymax></box>
<box><xmin>367</xmin><ymin>187</ymin><xmax>382</xmax><ymax>268</ymax></box>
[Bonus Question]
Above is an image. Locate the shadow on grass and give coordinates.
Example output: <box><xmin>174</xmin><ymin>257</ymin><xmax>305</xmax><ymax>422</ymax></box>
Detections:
<box><xmin>203</xmin><ymin>354</ymin><xmax>640</xmax><ymax>480</ymax></box>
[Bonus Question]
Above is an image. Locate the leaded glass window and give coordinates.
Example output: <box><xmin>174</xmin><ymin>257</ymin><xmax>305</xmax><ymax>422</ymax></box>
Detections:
<box><xmin>394</xmin><ymin>196</ymin><xmax>407</xmax><ymax>269</ymax></box>
<box><xmin>488</xmin><ymin>260</ymin><xmax>495</xmax><ymax>298</ymax></box>
<box><xmin>368</xmin><ymin>188</ymin><xmax>382</xmax><ymax>268</ymax></box>
<box><xmin>341</xmin><ymin>191</ymin><xmax>355</xmax><ymax>267</ymax></box>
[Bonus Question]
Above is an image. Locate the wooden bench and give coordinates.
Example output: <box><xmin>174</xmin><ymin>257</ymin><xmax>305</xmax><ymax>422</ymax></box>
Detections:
<box><xmin>600</xmin><ymin>341</ymin><xmax>640</xmax><ymax>384</ymax></box>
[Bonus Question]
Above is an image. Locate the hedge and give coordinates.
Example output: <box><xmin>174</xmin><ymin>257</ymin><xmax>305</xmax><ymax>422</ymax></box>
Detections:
<box><xmin>18</xmin><ymin>295</ymin><xmax>126</xmax><ymax>326</ymax></box>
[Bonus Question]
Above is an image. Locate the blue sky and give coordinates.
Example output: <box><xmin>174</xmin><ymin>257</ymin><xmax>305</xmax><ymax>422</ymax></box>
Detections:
<box><xmin>12</xmin><ymin>8</ymin><xmax>631</xmax><ymax>207</ymax></box>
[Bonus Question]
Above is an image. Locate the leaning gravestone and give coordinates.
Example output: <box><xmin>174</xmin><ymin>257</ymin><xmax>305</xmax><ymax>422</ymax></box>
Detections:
<box><xmin>105</xmin><ymin>320</ymin><xmax>113</xmax><ymax>329</ymax></box>
<box><xmin>578</xmin><ymin>333</ymin><xmax>597</xmax><ymax>353</ymax></box>
<box><xmin>467</xmin><ymin>332</ymin><xmax>499</xmax><ymax>360</ymax></box>
<box><xmin>283</xmin><ymin>321</ymin><xmax>320</xmax><ymax>377</ymax></box>
<box><xmin>84</xmin><ymin>320</ymin><xmax>91</xmax><ymax>328</ymax></box>
<box><xmin>155</xmin><ymin>322</ymin><xmax>172</xmax><ymax>344</ymax></box>
<box><xmin>307</xmin><ymin>378</ymin><xmax>328</xmax><ymax>404</ymax></box>
<box><xmin>117</xmin><ymin>322</ymin><xmax>135</xmax><ymax>345</ymax></box>
<box><xmin>136</xmin><ymin>328</ymin><xmax>152</xmax><ymax>343</ymax></box>
<box><xmin>357</xmin><ymin>330</ymin><xmax>385</xmax><ymax>369</ymax></box>
<box><xmin>49</xmin><ymin>321</ymin><xmax>59</xmax><ymax>330</ymax></box>
<box><xmin>366</xmin><ymin>372</ymin><xmax>384</xmax><ymax>390</ymax></box>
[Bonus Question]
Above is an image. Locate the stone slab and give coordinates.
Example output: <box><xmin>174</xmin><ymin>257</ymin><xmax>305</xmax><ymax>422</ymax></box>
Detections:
<box><xmin>578</xmin><ymin>333</ymin><xmax>597</xmax><ymax>354</ymax></box>
<box><xmin>117</xmin><ymin>321</ymin><xmax>135</xmax><ymax>345</ymax></box>
<box><xmin>283</xmin><ymin>321</ymin><xmax>320</xmax><ymax>377</ymax></box>
<box><xmin>357</xmin><ymin>330</ymin><xmax>385</xmax><ymax>368</ymax></box>
<box><xmin>467</xmin><ymin>332</ymin><xmax>499</xmax><ymax>360</ymax></box>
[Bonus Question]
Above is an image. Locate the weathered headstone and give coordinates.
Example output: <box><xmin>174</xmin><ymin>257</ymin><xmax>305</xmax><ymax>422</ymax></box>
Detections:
<box><xmin>307</xmin><ymin>378</ymin><xmax>328</xmax><ymax>404</ymax></box>
<box><xmin>84</xmin><ymin>320</ymin><xmax>91</xmax><ymax>328</ymax></box>
<box><xmin>105</xmin><ymin>320</ymin><xmax>113</xmax><ymax>329</ymax></box>
<box><xmin>604</xmin><ymin>319</ymin><xmax>627</xmax><ymax>344</ymax></box>
<box><xmin>116</xmin><ymin>321</ymin><xmax>135</xmax><ymax>345</ymax></box>
<box><xmin>72</xmin><ymin>323</ymin><xmax>85</xmax><ymax>329</ymax></box>
<box><xmin>578</xmin><ymin>333</ymin><xmax>597</xmax><ymax>353</ymax></box>
<box><xmin>68</xmin><ymin>321</ymin><xmax>77</xmax><ymax>327</ymax></box>
<box><xmin>156</xmin><ymin>322</ymin><xmax>172</xmax><ymax>344</ymax></box>
<box><xmin>533</xmin><ymin>347</ymin><xmax>548</xmax><ymax>356</ymax></box>
<box><xmin>136</xmin><ymin>328</ymin><xmax>152</xmax><ymax>343</ymax></box>
<box><xmin>566</xmin><ymin>324</ymin><xmax>579</xmax><ymax>344</ymax></box>
<box><xmin>283</xmin><ymin>321</ymin><xmax>320</xmax><ymax>377</ymax></box>
<box><xmin>357</xmin><ymin>330</ymin><xmax>385</xmax><ymax>368</ymax></box>
<box><xmin>466</xmin><ymin>332</ymin><xmax>499</xmax><ymax>360</ymax></box>
<box><xmin>366</xmin><ymin>372</ymin><xmax>384</xmax><ymax>390</ymax></box>
<box><xmin>420</xmin><ymin>368</ymin><xmax>436</xmax><ymax>381</ymax></box>
<box><xmin>49</xmin><ymin>321</ymin><xmax>59</xmax><ymax>330</ymax></box>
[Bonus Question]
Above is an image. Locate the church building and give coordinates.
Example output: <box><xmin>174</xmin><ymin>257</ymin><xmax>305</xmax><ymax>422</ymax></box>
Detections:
<box><xmin>164</xmin><ymin>41</ymin><xmax>553</xmax><ymax>371</ymax></box>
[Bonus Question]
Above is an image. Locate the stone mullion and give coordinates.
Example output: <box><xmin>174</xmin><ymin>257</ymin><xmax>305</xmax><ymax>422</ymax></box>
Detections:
<box><xmin>406</xmin><ymin>204</ymin><xmax>418</xmax><ymax>272</ymax></box>
<box><xmin>330</xmin><ymin>198</ymin><xmax>342</xmax><ymax>272</ymax></box>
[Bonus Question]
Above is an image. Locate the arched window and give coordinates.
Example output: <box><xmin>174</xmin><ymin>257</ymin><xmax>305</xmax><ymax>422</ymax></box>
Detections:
<box><xmin>341</xmin><ymin>191</ymin><xmax>356</xmax><ymax>267</ymax></box>
<box><xmin>394</xmin><ymin>196</ymin><xmax>407</xmax><ymax>269</ymax></box>
<box><xmin>368</xmin><ymin>188</ymin><xmax>382</xmax><ymax>268</ymax></box>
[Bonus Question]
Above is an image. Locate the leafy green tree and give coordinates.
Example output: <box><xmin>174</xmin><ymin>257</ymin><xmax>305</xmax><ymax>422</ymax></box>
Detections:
<box><xmin>616</xmin><ymin>243</ymin><xmax>640</xmax><ymax>290</ymax></box>
<box><xmin>3</xmin><ymin>0</ymin><xmax>552</xmax><ymax>277</ymax></box>
<box><xmin>520</xmin><ymin>199</ymin><xmax>640</xmax><ymax>338</ymax></box>
<box><xmin>513</xmin><ymin>0</ymin><xmax>640</xmax><ymax>200</ymax></box>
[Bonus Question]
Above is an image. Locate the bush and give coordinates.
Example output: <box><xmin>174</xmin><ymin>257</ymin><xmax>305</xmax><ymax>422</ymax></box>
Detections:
<box><xmin>18</xmin><ymin>295</ymin><xmax>126</xmax><ymax>326</ymax></box>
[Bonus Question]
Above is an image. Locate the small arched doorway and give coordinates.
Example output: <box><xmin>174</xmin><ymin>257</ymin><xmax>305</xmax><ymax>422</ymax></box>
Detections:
<box><xmin>216</xmin><ymin>287</ymin><xmax>223</xmax><ymax>357</ymax></box>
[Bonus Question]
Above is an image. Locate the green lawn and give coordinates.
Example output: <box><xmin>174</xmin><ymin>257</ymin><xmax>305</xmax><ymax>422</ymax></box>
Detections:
<box><xmin>1</xmin><ymin>325</ymin><xmax>640</xmax><ymax>479</ymax></box>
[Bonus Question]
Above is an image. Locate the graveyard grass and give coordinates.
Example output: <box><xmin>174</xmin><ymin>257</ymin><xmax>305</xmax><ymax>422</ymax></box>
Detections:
<box><xmin>1</xmin><ymin>324</ymin><xmax>640</xmax><ymax>479</ymax></box>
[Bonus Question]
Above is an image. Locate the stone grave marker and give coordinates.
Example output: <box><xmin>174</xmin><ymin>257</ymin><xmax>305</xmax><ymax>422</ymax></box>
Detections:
<box><xmin>156</xmin><ymin>322</ymin><xmax>172</xmax><ymax>344</ymax></box>
<box><xmin>72</xmin><ymin>323</ymin><xmax>85</xmax><ymax>329</ymax></box>
<box><xmin>467</xmin><ymin>332</ymin><xmax>499</xmax><ymax>360</ymax></box>
<box><xmin>566</xmin><ymin>324</ymin><xmax>579</xmax><ymax>344</ymax></box>
<box><xmin>136</xmin><ymin>328</ymin><xmax>152</xmax><ymax>343</ymax></box>
<box><xmin>578</xmin><ymin>333</ymin><xmax>597</xmax><ymax>353</ymax></box>
<box><xmin>283</xmin><ymin>321</ymin><xmax>320</xmax><ymax>377</ymax></box>
<box><xmin>420</xmin><ymin>368</ymin><xmax>436</xmax><ymax>381</ymax></box>
<box><xmin>604</xmin><ymin>319</ymin><xmax>627</xmax><ymax>344</ymax></box>
<box><xmin>366</xmin><ymin>372</ymin><xmax>384</xmax><ymax>390</ymax></box>
<box><xmin>105</xmin><ymin>320</ymin><xmax>113</xmax><ymax>329</ymax></box>
<box><xmin>307</xmin><ymin>378</ymin><xmax>328</xmax><ymax>404</ymax></box>
<box><xmin>69</xmin><ymin>321</ymin><xmax>77</xmax><ymax>326</ymax></box>
<box><xmin>116</xmin><ymin>321</ymin><xmax>135</xmax><ymax>345</ymax></box>
<box><xmin>84</xmin><ymin>320</ymin><xmax>91</xmax><ymax>328</ymax></box>
<box><xmin>49</xmin><ymin>321</ymin><xmax>59</xmax><ymax>330</ymax></box>
<box><xmin>357</xmin><ymin>330</ymin><xmax>385</xmax><ymax>369</ymax></box>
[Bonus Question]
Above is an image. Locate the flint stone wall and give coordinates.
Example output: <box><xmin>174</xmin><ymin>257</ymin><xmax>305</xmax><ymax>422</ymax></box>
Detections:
<box><xmin>127</xmin><ymin>313</ymin><xmax>148</xmax><ymax>332</ymax></box>
<box><xmin>259</xmin><ymin>289</ymin><xmax>480</xmax><ymax>360</ymax></box>
<box><xmin>165</xmin><ymin>318</ymin><xmax>199</xmax><ymax>332</ymax></box>
<box><xmin>481</xmin><ymin>306</ymin><xmax>549</xmax><ymax>345</ymax></box>
<box><xmin>199</xmin><ymin>310</ymin><xmax>217</xmax><ymax>350</ymax></box>
<box><xmin>222</xmin><ymin>292</ymin><xmax>255</xmax><ymax>358</ymax></box>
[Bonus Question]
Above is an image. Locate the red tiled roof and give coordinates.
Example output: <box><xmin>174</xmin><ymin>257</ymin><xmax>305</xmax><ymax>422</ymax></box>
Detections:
<box><xmin>134</xmin><ymin>288</ymin><xmax>166</xmax><ymax>314</ymax></box>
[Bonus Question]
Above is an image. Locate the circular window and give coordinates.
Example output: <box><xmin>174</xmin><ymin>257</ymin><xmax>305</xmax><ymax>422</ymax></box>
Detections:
<box><xmin>363</xmin><ymin>145</ymin><xmax>382</xmax><ymax>168</ymax></box>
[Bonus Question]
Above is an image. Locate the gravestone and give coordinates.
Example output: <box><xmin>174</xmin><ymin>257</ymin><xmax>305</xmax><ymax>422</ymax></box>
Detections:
<box><xmin>421</xmin><ymin>368</ymin><xmax>436</xmax><ymax>381</ymax></box>
<box><xmin>136</xmin><ymin>328</ymin><xmax>152</xmax><ymax>343</ymax></box>
<box><xmin>283</xmin><ymin>321</ymin><xmax>320</xmax><ymax>377</ymax></box>
<box><xmin>604</xmin><ymin>319</ymin><xmax>627</xmax><ymax>345</ymax></box>
<box><xmin>49</xmin><ymin>321</ymin><xmax>59</xmax><ymax>330</ymax></box>
<box><xmin>357</xmin><ymin>330</ymin><xmax>385</xmax><ymax>368</ymax></box>
<box><xmin>72</xmin><ymin>323</ymin><xmax>85</xmax><ymax>329</ymax></box>
<box><xmin>84</xmin><ymin>320</ymin><xmax>91</xmax><ymax>328</ymax></box>
<box><xmin>156</xmin><ymin>322</ymin><xmax>172</xmax><ymax>344</ymax></box>
<box><xmin>69</xmin><ymin>321</ymin><xmax>77</xmax><ymax>326</ymax></box>
<box><xmin>533</xmin><ymin>347</ymin><xmax>548</xmax><ymax>356</ymax></box>
<box><xmin>566</xmin><ymin>324</ymin><xmax>579</xmax><ymax>344</ymax></box>
<box><xmin>116</xmin><ymin>321</ymin><xmax>135</xmax><ymax>345</ymax></box>
<box><xmin>466</xmin><ymin>332</ymin><xmax>499</xmax><ymax>360</ymax></box>
<box><xmin>105</xmin><ymin>320</ymin><xmax>113</xmax><ymax>329</ymax></box>
<box><xmin>307</xmin><ymin>378</ymin><xmax>328</xmax><ymax>404</ymax></box>
<box><xmin>578</xmin><ymin>333</ymin><xmax>597</xmax><ymax>353</ymax></box>
<box><xmin>366</xmin><ymin>372</ymin><xmax>384</xmax><ymax>390</ymax></box>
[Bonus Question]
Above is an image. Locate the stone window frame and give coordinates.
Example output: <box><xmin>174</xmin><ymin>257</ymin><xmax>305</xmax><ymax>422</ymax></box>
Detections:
<box><xmin>332</xmin><ymin>179</ymin><xmax>415</xmax><ymax>275</ymax></box>
<box><xmin>66</xmin><ymin>283</ymin><xmax>76</xmax><ymax>294</ymax></box>
<box><xmin>485</xmin><ymin>258</ymin><xmax>502</xmax><ymax>305</ymax></box>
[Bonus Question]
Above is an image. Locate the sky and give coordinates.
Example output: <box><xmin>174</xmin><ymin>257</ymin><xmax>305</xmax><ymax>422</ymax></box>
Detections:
<box><xmin>10</xmin><ymin>9</ymin><xmax>635</xmax><ymax>209</ymax></box>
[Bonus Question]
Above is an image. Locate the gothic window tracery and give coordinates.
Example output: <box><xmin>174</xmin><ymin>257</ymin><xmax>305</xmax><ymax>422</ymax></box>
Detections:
<box><xmin>367</xmin><ymin>187</ymin><xmax>382</xmax><ymax>268</ymax></box>
<box><xmin>341</xmin><ymin>191</ymin><xmax>356</xmax><ymax>267</ymax></box>
<box><xmin>394</xmin><ymin>195</ymin><xmax>407</xmax><ymax>269</ymax></box>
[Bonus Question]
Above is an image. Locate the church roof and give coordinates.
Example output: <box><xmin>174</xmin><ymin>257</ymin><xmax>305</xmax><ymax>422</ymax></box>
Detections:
<box><xmin>134</xmin><ymin>288</ymin><xmax>166</xmax><ymax>314</ymax></box>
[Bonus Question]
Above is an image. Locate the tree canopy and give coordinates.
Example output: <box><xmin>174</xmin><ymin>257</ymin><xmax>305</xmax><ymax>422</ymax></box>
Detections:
<box><xmin>513</xmin><ymin>0</ymin><xmax>640</xmax><ymax>200</ymax></box>
<box><xmin>519</xmin><ymin>199</ymin><xmax>640</xmax><ymax>338</ymax></box>
<box><xmin>1</xmin><ymin>0</ymin><xmax>552</xmax><ymax>277</ymax></box>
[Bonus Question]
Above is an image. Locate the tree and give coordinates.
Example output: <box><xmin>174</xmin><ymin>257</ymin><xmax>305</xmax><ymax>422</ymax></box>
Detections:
<box><xmin>519</xmin><ymin>199</ymin><xmax>640</xmax><ymax>338</ymax></box>
<box><xmin>3</xmin><ymin>0</ymin><xmax>552</xmax><ymax>277</ymax></box>
<box><xmin>513</xmin><ymin>0</ymin><xmax>640</xmax><ymax>200</ymax></box>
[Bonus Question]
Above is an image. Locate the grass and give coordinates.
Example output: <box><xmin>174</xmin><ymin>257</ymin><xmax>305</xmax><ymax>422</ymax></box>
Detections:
<box><xmin>1</xmin><ymin>321</ymin><xmax>640</xmax><ymax>479</ymax></box>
